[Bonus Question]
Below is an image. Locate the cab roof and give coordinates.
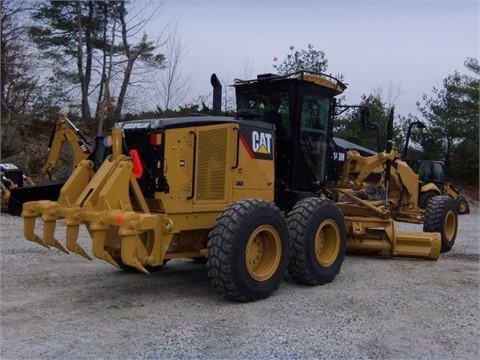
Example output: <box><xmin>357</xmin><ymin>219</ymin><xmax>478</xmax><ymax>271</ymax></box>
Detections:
<box><xmin>234</xmin><ymin>71</ymin><xmax>347</xmax><ymax>95</ymax></box>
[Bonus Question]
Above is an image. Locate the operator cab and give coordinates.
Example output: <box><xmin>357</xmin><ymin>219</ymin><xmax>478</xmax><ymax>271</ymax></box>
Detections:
<box><xmin>234</xmin><ymin>71</ymin><xmax>346</xmax><ymax>209</ymax></box>
<box><xmin>407</xmin><ymin>159</ymin><xmax>446</xmax><ymax>186</ymax></box>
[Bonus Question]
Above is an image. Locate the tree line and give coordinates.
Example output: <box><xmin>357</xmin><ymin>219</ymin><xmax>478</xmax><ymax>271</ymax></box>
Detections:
<box><xmin>1</xmin><ymin>1</ymin><xmax>478</xmax><ymax>186</ymax></box>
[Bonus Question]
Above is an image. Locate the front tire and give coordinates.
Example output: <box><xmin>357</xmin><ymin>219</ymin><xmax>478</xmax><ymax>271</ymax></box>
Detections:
<box><xmin>457</xmin><ymin>196</ymin><xmax>470</xmax><ymax>215</ymax></box>
<box><xmin>287</xmin><ymin>197</ymin><xmax>347</xmax><ymax>285</ymax></box>
<box><xmin>206</xmin><ymin>199</ymin><xmax>289</xmax><ymax>302</ymax></box>
<box><xmin>423</xmin><ymin>195</ymin><xmax>458</xmax><ymax>253</ymax></box>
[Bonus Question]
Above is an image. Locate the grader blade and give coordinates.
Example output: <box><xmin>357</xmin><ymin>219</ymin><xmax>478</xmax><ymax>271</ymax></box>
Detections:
<box><xmin>344</xmin><ymin>216</ymin><xmax>441</xmax><ymax>260</ymax></box>
<box><xmin>394</xmin><ymin>230</ymin><xmax>441</xmax><ymax>259</ymax></box>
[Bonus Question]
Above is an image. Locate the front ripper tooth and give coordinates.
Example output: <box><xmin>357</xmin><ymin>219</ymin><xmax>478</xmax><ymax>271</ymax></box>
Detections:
<box><xmin>121</xmin><ymin>235</ymin><xmax>149</xmax><ymax>274</ymax></box>
<box><xmin>23</xmin><ymin>203</ymin><xmax>49</xmax><ymax>249</ymax></box>
<box><xmin>43</xmin><ymin>220</ymin><xmax>68</xmax><ymax>254</ymax></box>
<box><xmin>91</xmin><ymin>231</ymin><xmax>120</xmax><ymax>268</ymax></box>
<box><xmin>66</xmin><ymin>225</ymin><xmax>92</xmax><ymax>260</ymax></box>
<box><xmin>24</xmin><ymin>217</ymin><xmax>50</xmax><ymax>249</ymax></box>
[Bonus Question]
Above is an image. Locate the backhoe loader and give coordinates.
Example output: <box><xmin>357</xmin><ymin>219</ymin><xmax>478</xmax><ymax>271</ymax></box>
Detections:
<box><xmin>7</xmin><ymin>115</ymin><xmax>93</xmax><ymax>215</ymax></box>
<box><xmin>406</xmin><ymin>159</ymin><xmax>469</xmax><ymax>214</ymax></box>
<box><xmin>21</xmin><ymin>72</ymin><xmax>456</xmax><ymax>302</ymax></box>
<box><xmin>402</xmin><ymin>121</ymin><xmax>469</xmax><ymax>215</ymax></box>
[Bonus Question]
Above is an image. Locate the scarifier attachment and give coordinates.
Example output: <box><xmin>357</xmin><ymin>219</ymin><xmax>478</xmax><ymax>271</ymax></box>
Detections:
<box><xmin>21</xmin><ymin>128</ymin><xmax>163</xmax><ymax>272</ymax></box>
<box><xmin>64</xmin><ymin>210</ymin><xmax>92</xmax><ymax>260</ymax></box>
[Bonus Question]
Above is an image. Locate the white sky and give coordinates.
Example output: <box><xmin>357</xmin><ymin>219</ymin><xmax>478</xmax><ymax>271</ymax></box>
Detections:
<box><xmin>144</xmin><ymin>0</ymin><xmax>479</xmax><ymax>117</ymax></box>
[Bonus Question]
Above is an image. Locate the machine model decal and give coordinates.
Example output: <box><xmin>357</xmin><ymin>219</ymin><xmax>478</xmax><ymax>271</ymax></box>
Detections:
<box><xmin>333</xmin><ymin>151</ymin><xmax>346</xmax><ymax>162</ymax></box>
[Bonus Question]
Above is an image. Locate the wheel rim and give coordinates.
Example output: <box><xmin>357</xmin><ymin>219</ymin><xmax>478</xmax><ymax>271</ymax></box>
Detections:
<box><xmin>444</xmin><ymin>210</ymin><xmax>457</xmax><ymax>241</ymax></box>
<box><xmin>245</xmin><ymin>225</ymin><xmax>282</xmax><ymax>282</ymax></box>
<box><xmin>315</xmin><ymin>219</ymin><xmax>341</xmax><ymax>267</ymax></box>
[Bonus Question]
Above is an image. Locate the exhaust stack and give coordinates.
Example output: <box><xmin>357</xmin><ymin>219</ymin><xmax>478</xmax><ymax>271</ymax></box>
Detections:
<box><xmin>210</xmin><ymin>73</ymin><xmax>222</xmax><ymax>116</ymax></box>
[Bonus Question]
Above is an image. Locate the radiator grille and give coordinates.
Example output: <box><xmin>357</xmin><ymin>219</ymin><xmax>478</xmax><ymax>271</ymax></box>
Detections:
<box><xmin>196</xmin><ymin>128</ymin><xmax>227</xmax><ymax>200</ymax></box>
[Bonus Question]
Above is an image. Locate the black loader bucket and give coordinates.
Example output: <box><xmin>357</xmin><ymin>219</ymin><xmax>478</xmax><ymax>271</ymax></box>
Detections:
<box><xmin>8</xmin><ymin>183</ymin><xmax>64</xmax><ymax>216</ymax></box>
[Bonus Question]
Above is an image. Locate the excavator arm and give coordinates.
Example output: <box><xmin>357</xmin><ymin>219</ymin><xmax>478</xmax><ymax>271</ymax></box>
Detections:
<box><xmin>6</xmin><ymin>116</ymin><xmax>94</xmax><ymax>216</ymax></box>
<box><xmin>41</xmin><ymin>115</ymin><xmax>94</xmax><ymax>177</ymax></box>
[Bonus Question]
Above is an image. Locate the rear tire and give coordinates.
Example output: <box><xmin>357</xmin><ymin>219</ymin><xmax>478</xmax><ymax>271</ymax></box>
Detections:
<box><xmin>287</xmin><ymin>197</ymin><xmax>347</xmax><ymax>285</ymax></box>
<box><xmin>206</xmin><ymin>199</ymin><xmax>289</xmax><ymax>302</ymax></box>
<box><xmin>423</xmin><ymin>196</ymin><xmax>458</xmax><ymax>253</ymax></box>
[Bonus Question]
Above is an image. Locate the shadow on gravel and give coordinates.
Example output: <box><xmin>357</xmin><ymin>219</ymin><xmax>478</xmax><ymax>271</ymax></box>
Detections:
<box><xmin>68</xmin><ymin>260</ymin><xmax>219</xmax><ymax>306</ymax></box>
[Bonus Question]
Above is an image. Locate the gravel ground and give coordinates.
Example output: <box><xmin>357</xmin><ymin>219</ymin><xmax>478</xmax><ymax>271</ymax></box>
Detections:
<box><xmin>0</xmin><ymin>205</ymin><xmax>479</xmax><ymax>360</ymax></box>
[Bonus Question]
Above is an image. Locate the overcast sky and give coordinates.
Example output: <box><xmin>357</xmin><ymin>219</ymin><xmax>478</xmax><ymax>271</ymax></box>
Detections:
<box><xmin>144</xmin><ymin>0</ymin><xmax>478</xmax><ymax>117</ymax></box>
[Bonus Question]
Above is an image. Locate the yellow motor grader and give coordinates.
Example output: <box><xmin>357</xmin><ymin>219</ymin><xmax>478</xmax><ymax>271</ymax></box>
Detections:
<box><xmin>21</xmin><ymin>72</ymin><xmax>457</xmax><ymax>302</ymax></box>
<box><xmin>331</xmin><ymin>120</ymin><xmax>469</xmax><ymax>218</ymax></box>
<box><xmin>330</xmin><ymin>106</ymin><xmax>458</xmax><ymax>253</ymax></box>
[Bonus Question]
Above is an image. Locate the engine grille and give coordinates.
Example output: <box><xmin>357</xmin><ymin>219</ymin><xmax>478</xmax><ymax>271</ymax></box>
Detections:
<box><xmin>196</xmin><ymin>128</ymin><xmax>227</xmax><ymax>200</ymax></box>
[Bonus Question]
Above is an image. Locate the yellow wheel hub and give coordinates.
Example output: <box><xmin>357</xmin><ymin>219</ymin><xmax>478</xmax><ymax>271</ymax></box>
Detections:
<box><xmin>245</xmin><ymin>225</ymin><xmax>281</xmax><ymax>281</ymax></box>
<box><xmin>444</xmin><ymin>210</ymin><xmax>456</xmax><ymax>241</ymax></box>
<box><xmin>314</xmin><ymin>219</ymin><xmax>341</xmax><ymax>267</ymax></box>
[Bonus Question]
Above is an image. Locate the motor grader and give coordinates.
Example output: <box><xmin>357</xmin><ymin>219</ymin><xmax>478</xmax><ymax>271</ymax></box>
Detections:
<box><xmin>329</xmin><ymin>107</ymin><xmax>458</xmax><ymax>253</ymax></box>
<box><xmin>21</xmin><ymin>71</ymin><xmax>457</xmax><ymax>302</ymax></box>
<box><xmin>331</xmin><ymin>119</ymin><xmax>468</xmax><ymax>219</ymax></box>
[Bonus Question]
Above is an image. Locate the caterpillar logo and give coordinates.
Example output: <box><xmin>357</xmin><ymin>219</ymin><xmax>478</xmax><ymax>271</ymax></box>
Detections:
<box><xmin>252</xmin><ymin>131</ymin><xmax>272</xmax><ymax>154</ymax></box>
<box><xmin>239</xmin><ymin>124</ymin><xmax>274</xmax><ymax>160</ymax></box>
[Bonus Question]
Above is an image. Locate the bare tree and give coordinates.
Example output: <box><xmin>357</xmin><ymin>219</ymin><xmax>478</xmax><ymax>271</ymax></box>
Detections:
<box><xmin>372</xmin><ymin>81</ymin><xmax>405</xmax><ymax>108</ymax></box>
<box><xmin>29</xmin><ymin>1</ymin><xmax>167</xmax><ymax>130</ymax></box>
<box><xmin>1</xmin><ymin>0</ymin><xmax>41</xmax><ymax>117</ymax></box>
<box><xmin>220</xmin><ymin>75</ymin><xmax>235</xmax><ymax>114</ymax></box>
<box><xmin>240</xmin><ymin>57</ymin><xmax>254</xmax><ymax>80</ymax></box>
<box><xmin>155</xmin><ymin>25</ymin><xmax>189</xmax><ymax>111</ymax></box>
<box><xmin>94</xmin><ymin>1</ymin><xmax>117</xmax><ymax>134</ymax></box>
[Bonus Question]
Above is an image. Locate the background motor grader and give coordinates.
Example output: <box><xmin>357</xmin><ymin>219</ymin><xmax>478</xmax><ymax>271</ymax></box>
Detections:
<box><xmin>22</xmin><ymin>72</ymin><xmax>456</xmax><ymax>302</ymax></box>
<box><xmin>331</xmin><ymin>118</ymin><xmax>468</xmax><ymax>220</ymax></box>
<box><xmin>330</xmin><ymin>108</ymin><xmax>458</xmax><ymax>253</ymax></box>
